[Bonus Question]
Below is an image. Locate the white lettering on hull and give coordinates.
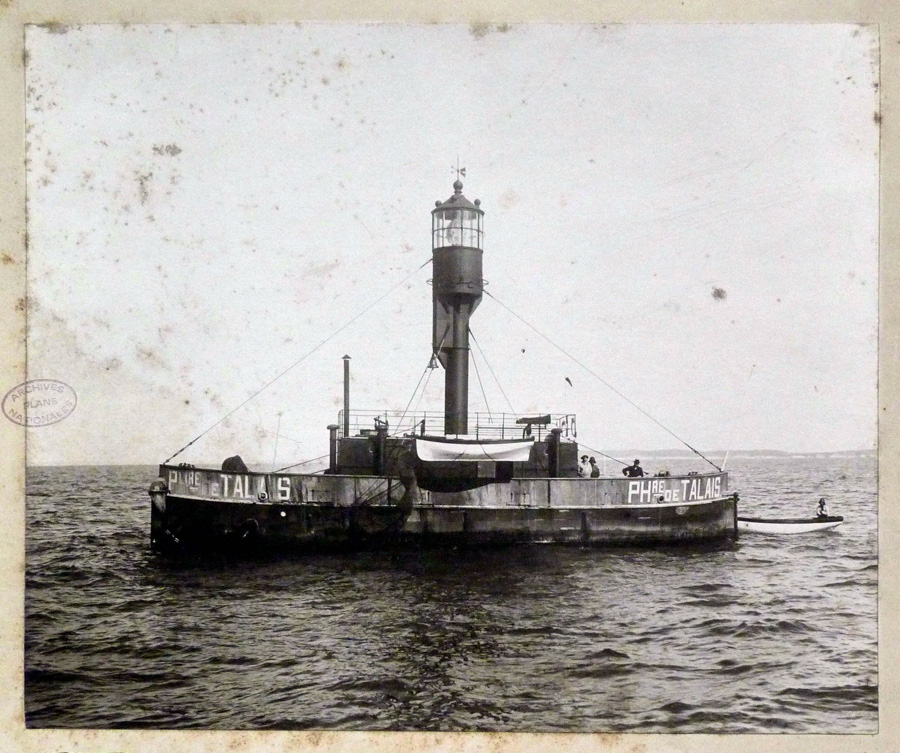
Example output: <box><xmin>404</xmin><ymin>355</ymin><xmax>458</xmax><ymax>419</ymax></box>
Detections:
<box><xmin>628</xmin><ymin>475</ymin><xmax>722</xmax><ymax>504</ymax></box>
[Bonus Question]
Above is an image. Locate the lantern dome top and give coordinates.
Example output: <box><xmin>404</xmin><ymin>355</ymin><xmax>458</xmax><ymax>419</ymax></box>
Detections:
<box><xmin>432</xmin><ymin>180</ymin><xmax>483</xmax><ymax>215</ymax></box>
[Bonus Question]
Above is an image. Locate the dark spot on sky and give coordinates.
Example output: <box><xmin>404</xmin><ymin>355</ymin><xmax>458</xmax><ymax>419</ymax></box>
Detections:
<box><xmin>153</xmin><ymin>143</ymin><xmax>182</xmax><ymax>156</ymax></box>
<box><xmin>711</xmin><ymin>287</ymin><xmax>727</xmax><ymax>301</ymax></box>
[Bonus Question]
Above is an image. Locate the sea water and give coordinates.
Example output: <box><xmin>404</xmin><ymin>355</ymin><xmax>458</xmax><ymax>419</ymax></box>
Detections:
<box><xmin>24</xmin><ymin>456</ymin><xmax>876</xmax><ymax>732</ymax></box>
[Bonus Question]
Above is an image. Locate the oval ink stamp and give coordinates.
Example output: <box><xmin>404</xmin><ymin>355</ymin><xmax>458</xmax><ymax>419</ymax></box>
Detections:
<box><xmin>2</xmin><ymin>379</ymin><xmax>77</xmax><ymax>427</ymax></box>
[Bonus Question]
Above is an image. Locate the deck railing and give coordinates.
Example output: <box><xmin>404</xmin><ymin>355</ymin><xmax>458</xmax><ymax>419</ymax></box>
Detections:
<box><xmin>337</xmin><ymin>410</ymin><xmax>576</xmax><ymax>441</ymax></box>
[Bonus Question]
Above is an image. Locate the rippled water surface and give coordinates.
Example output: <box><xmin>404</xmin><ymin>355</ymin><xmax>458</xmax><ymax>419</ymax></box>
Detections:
<box><xmin>25</xmin><ymin>457</ymin><xmax>877</xmax><ymax>732</ymax></box>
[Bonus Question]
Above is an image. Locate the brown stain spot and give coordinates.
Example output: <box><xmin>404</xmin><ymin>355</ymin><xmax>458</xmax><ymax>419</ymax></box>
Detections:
<box><xmin>470</xmin><ymin>22</ymin><xmax>491</xmax><ymax>39</ymax></box>
<box><xmin>335</xmin><ymin>56</ymin><xmax>349</xmax><ymax>71</ymax></box>
<box><xmin>136</xmin><ymin>345</ymin><xmax>166</xmax><ymax>369</ymax></box>
<box><xmin>1</xmin><ymin>253</ymin><xmax>14</xmax><ymax>265</ymax></box>
<box><xmin>15</xmin><ymin>298</ymin><xmax>25</xmax><ymax>312</ymax></box>
<box><xmin>203</xmin><ymin>387</ymin><xmax>224</xmax><ymax>411</ymax></box>
<box><xmin>711</xmin><ymin>287</ymin><xmax>727</xmax><ymax>301</ymax></box>
<box><xmin>136</xmin><ymin>172</ymin><xmax>152</xmax><ymax>204</ymax></box>
<box><xmin>37</xmin><ymin>21</ymin><xmax>69</xmax><ymax>34</ymax></box>
<box><xmin>874</xmin><ymin>111</ymin><xmax>881</xmax><ymax>124</ymax></box>
<box><xmin>470</xmin><ymin>22</ymin><xmax>512</xmax><ymax>39</ymax></box>
<box><xmin>499</xmin><ymin>188</ymin><xmax>518</xmax><ymax>210</ymax></box>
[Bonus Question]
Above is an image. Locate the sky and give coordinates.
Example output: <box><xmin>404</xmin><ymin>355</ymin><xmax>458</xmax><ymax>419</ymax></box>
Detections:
<box><xmin>24</xmin><ymin>23</ymin><xmax>879</xmax><ymax>466</ymax></box>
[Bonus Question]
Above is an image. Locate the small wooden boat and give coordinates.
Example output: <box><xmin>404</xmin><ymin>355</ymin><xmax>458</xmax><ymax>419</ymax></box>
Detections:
<box><xmin>737</xmin><ymin>515</ymin><xmax>843</xmax><ymax>534</ymax></box>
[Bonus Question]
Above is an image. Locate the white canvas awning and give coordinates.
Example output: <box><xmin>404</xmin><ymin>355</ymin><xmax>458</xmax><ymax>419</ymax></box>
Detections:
<box><xmin>415</xmin><ymin>436</ymin><xmax>535</xmax><ymax>462</ymax></box>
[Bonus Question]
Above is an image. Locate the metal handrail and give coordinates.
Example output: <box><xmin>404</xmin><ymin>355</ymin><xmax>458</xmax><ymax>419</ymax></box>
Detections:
<box><xmin>336</xmin><ymin>409</ymin><xmax>576</xmax><ymax>441</ymax></box>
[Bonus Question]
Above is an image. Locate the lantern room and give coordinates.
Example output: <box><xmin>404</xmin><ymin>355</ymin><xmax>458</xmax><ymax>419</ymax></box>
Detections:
<box><xmin>432</xmin><ymin>180</ymin><xmax>483</xmax><ymax>250</ymax></box>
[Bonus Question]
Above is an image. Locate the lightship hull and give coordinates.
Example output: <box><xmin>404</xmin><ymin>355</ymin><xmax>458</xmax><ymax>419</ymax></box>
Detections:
<box><xmin>150</xmin><ymin>465</ymin><xmax>738</xmax><ymax>554</ymax></box>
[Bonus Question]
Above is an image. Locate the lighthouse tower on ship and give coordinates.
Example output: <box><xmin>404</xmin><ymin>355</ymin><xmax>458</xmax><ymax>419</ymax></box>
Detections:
<box><xmin>431</xmin><ymin>179</ymin><xmax>484</xmax><ymax>436</ymax></box>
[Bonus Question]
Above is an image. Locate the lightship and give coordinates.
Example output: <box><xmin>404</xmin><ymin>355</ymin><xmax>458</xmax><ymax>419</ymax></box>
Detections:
<box><xmin>149</xmin><ymin>179</ymin><xmax>738</xmax><ymax>553</ymax></box>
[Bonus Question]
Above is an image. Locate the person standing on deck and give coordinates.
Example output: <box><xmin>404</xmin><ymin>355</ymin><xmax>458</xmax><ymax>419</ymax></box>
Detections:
<box><xmin>578</xmin><ymin>455</ymin><xmax>590</xmax><ymax>477</ymax></box>
<box><xmin>589</xmin><ymin>457</ymin><xmax>600</xmax><ymax>478</ymax></box>
<box><xmin>622</xmin><ymin>459</ymin><xmax>645</xmax><ymax>477</ymax></box>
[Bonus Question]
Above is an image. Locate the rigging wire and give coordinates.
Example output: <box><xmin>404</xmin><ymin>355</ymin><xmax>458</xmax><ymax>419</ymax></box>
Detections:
<box><xmin>271</xmin><ymin>412</ymin><xmax>282</xmax><ymax>472</ymax></box>
<box><xmin>469</xmin><ymin>329</ymin><xmax>517</xmax><ymax>415</ymax></box>
<box><xmin>163</xmin><ymin>257</ymin><xmax>433</xmax><ymax>464</ymax></box>
<box><xmin>468</xmin><ymin>329</ymin><xmax>493</xmax><ymax>419</ymax></box>
<box><xmin>483</xmin><ymin>289</ymin><xmax>722</xmax><ymax>472</ymax></box>
<box><xmin>391</xmin><ymin>357</ymin><xmax>436</xmax><ymax>438</ymax></box>
<box><xmin>574</xmin><ymin>441</ymin><xmax>628</xmax><ymax>468</ymax></box>
<box><xmin>393</xmin><ymin>328</ymin><xmax>450</xmax><ymax>437</ymax></box>
<box><xmin>411</xmin><ymin>366</ymin><xmax>434</xmax><ymax>417</ymax></box>
<box><xmin>274</xmin><ymin>452</ymin><xmax>330</xmax><ymax>474</ymax></box>
<box><xmin>722</xmin><ymin>363</ymin><xmax>756</xmax><ymax>471</ymax></box>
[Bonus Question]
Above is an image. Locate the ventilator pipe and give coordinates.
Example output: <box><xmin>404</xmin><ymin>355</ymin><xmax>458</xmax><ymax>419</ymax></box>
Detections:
<box><xmin>547</xmin><ymin>428</ymin><xmax>562</xmax><ymax>478</ymax></box>
<box><xmin>327</xmin><ymin>424</ymin><xmax>339</xmax><ymax>473</ymax></box>
<box><xmin>342</xmin><ymin>355</ymin><xmax>351</xmax><ymax>437</ymax></box>
<box><xmin>374</xmin><ymin>421</ymin><xmax>388</xmax><ymax>475</ymax></box>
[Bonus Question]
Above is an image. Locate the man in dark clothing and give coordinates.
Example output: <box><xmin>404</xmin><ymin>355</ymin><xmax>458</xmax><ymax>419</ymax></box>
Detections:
<box><xmin>622</xmin><ymin>459</ymin><xmax>645</xmax><ymax>478</ymax></box>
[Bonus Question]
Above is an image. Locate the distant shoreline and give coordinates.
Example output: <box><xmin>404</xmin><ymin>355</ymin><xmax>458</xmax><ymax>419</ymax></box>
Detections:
<box><xmin>603</xmin><ymin>449</ymin><xmax>877</xmax><ymax>459</ymax></box>
<box><xmin>24</xmin><ymin>449</ymin><xmax>877</xmax><ymax>468</ymax></box>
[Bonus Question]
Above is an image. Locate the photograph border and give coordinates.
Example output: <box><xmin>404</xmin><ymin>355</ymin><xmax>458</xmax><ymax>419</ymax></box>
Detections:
<box><xmin>2</xmin><ymin>2</ymin><xmax>896</xmax><ymax>751</ymax></box>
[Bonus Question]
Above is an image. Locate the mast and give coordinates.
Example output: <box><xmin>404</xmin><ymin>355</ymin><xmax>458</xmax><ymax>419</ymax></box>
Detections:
<box><xmin>431</xmin><ymin>179</ymin><xmax>484</xmax><ymax>435</ymax></box>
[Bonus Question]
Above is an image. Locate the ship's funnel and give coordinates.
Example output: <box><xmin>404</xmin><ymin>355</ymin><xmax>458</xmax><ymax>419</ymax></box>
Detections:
<box><xmin>431</xmin><ymin>179</ymin><xmax>484</xmax><ymax>435</ymax></box>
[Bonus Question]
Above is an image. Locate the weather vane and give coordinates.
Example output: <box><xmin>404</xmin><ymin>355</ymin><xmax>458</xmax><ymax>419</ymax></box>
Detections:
<box><xmin>452</xmin><ymin>157</ymin><xmax>466</xmax><ymax>181</ymax></box>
